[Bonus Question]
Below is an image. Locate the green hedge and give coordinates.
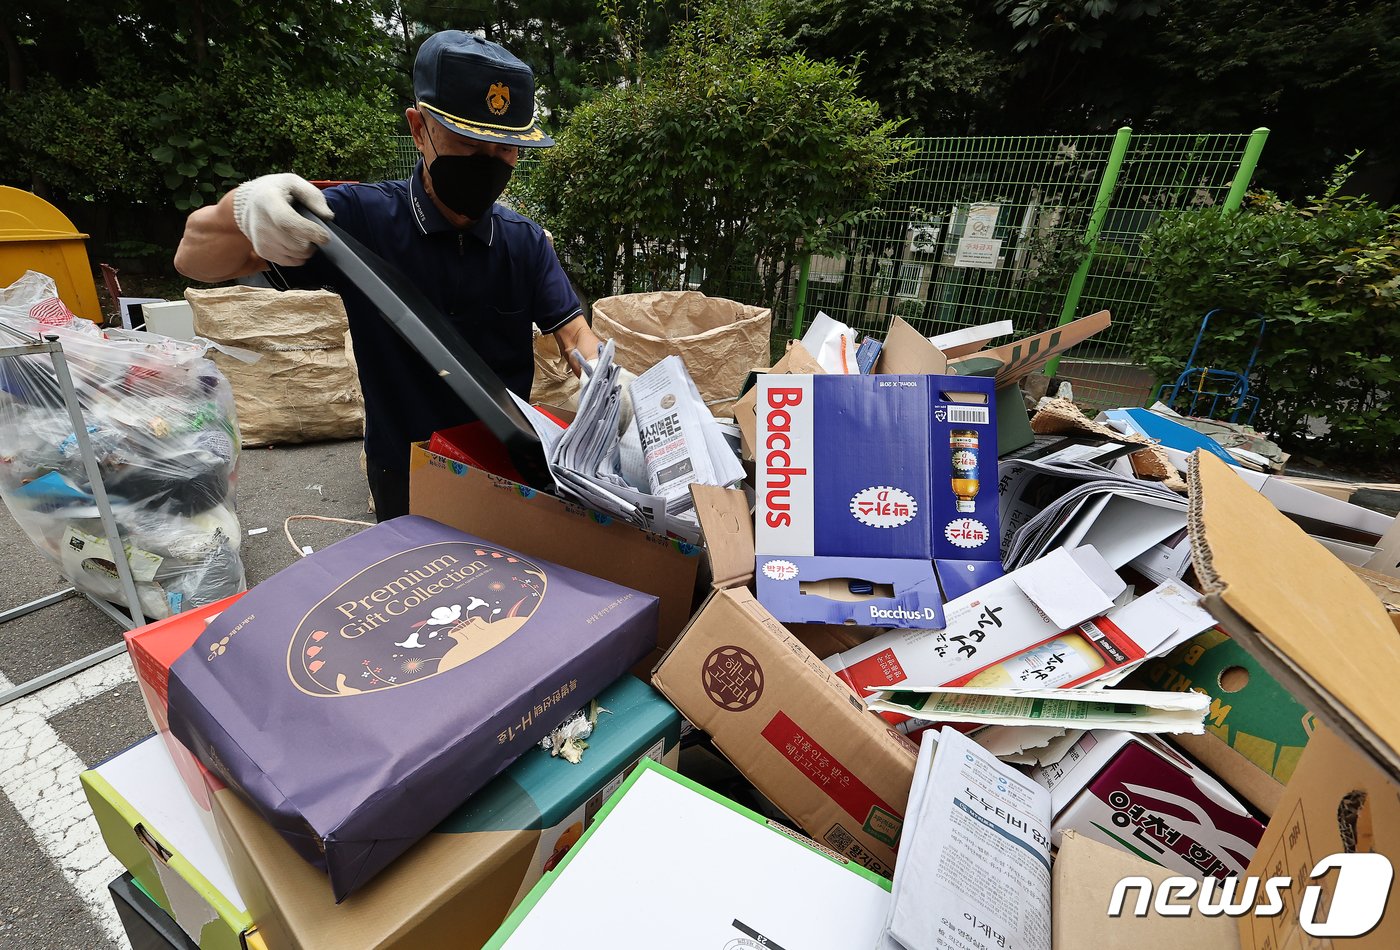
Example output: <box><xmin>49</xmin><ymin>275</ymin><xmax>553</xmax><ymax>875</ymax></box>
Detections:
<box><xmin>1135</xmin><ymin>169</ymin><xmax>1400</xmax><ymax>462</ymax></box>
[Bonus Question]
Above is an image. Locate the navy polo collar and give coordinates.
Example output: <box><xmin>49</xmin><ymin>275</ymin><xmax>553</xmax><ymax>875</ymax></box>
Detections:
<box><xmin>408</xmin><ymin>159</ymin><xmax>495</xmax><ymax>246</ymax></box>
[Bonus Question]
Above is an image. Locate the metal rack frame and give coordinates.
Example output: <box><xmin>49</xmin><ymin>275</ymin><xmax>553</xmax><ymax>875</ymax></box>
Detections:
<box><xmin>0</xmin><ymin>321</ymin><xmax>147</xmax><ymax>706</ymax></box>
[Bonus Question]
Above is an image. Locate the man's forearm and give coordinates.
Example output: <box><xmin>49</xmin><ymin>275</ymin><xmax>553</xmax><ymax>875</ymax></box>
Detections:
<box><xmin>173</xmin><ymin>189</ymin><xmax>267</xmax><ymax>283</ymax></box>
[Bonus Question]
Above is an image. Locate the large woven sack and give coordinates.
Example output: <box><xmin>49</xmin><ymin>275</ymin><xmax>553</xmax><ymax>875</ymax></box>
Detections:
<box><xmin>591</xmin><ymin>291</ymin><xmax>771</xmax><ymax>414</ymax></box>
<box><xmin>186</xmin><ymin>286</ymin><xmax>364</xmax><ymax>446</ymax></box>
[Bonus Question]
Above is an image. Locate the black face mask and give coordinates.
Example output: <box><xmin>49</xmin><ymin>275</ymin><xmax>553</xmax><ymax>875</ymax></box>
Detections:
<box><xmin>426</xmin><ymin>152</ymin><xmax>514</xmax><ymax>220</ymax></box>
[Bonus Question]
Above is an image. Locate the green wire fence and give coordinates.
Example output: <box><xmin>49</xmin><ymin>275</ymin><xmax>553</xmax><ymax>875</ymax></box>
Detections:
<box><xmin>392</xmin><ymin>128</ymin><xmax>1269</xmax><ymax>408</ymax></box>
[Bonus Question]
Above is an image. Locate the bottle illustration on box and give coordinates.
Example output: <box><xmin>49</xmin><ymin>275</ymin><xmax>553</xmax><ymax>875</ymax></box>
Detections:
<box><xmin>950</xmin><ymin>429</ymin><xmax>980</xmax><ymax>513</ymax></box>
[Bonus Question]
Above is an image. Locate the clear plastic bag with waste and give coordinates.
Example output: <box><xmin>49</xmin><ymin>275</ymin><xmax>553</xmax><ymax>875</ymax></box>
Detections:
<box><xmin>0</xmin><ymin>271</ymin><xmax>246</xmax><ymax>620</ymax></box>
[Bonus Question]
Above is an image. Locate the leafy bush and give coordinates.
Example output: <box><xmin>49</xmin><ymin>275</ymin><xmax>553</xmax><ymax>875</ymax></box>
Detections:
<box><xmin>1</xmin><ymin>73</ymin><xmax>398</xmax><ymax>210</ymax></box>
<box><xmin>1135</xmin><ymin>164</ymin><xmax>1400</xmax><ymax>461</ymax></box>
<box><xmin>513</xmin><ymin>0</ymin><xmax>910</xmax><ymax>307</ymax></box>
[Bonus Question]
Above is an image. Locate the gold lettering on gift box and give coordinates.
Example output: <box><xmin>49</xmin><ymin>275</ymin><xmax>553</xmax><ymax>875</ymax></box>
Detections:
<box><xmin>285</xmin><ymin>543</ymin><xmax>548</xmax><ymax>697</ymax></box>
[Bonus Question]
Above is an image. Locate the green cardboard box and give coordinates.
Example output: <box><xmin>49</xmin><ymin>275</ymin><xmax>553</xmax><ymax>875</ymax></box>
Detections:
<box><xmin>211</xmin><ymin>674</ymin><xmax>681</xmax><ymax>950</ymax></box>
<box><xmin>1127</xmin><ymin>626</ymin><xmax>1316</xmax><ymax>788</ymax></box>
<box><xmin>82</xmin><ymin>735</ymin><xmax>263</xmax><ymax>950</ymax></box>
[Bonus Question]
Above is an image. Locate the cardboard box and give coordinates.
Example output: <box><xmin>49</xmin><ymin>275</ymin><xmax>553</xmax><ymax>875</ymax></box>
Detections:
<box><xmin>483</xmin><ymin>760</ymin><xmax>892</xmax><ymax>950</ymax></box>
<box><xmin>1187</xmin><ymin>451</ymin><xmax>1400</xmax><ymax>947</ymax></box>
<box><xmin>409</xmin><ymin>441</ymin><xmax>700</xmax><ymax>659</ymax></box>
<box><xmin>1127</xmin><ymin>627</ymin><xmax>1317</xmax><ymax>796</ymax></box>
<box><xmin>653</xmin><ymin>488</ymin><xmax>918</xmax><ymax>878</ymax></box>
<box><xmin>755</xmin><ymin>373</ymin><xmax>999</xmax><ymax>568</ymax></box>
<box><xmin>1238</xmin><ymin>725</ymin><xmax>1400</xmax><ymax>950</ymax></box>
<box><xmin>754</xmin><ymin>554</ymin><xmax>944</xmax><ymax>629</ymax></box>
<box><xmin>1031</xmin><ymin>729</ymin><xmax>1266</xmax><ymax>878</ymax></box>
<box><xmin>210</xmin><ymin>675</ymin><xmax>680</xmax><ymax>950</ymax></box>
<box><xmin>1052</xmin><ymin>831</ymin><xmax>1241</xmax><ymax>949</ymax></box>
<box><xmin>124</xmin><ymin>595</ymin><xmax>245</xmax><ymax>842</ymax></box>
<box><xmin>82</xmin><ymin>736</ymin><xmax>258</xmax><ymax>950</ymax></box>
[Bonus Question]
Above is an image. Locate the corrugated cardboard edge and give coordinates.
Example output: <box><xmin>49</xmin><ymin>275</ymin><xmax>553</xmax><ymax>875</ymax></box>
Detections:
<box><xmin>1187</xmin><ymin>451</ymin><xmax>1400</xmax><ymax>786</ymax></box>
<box><xmin>873</xmin><ymin>315</ymin><xmax>949</xmax><ymax>375</ymax></box>
<box><xmin>690</xmin><ymin>484</ymin><xmax>754</xmax><ymax>589</ymax></box>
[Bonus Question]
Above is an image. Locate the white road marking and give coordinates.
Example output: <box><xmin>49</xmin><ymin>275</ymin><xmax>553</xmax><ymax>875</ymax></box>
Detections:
<box><xmin>0</xmin><ymin>655</ymin><xmax>137</xmax><ymax>949</ymax></box>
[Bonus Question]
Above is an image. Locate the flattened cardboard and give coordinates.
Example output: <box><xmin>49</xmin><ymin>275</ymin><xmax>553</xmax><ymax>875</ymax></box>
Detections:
<box><xmin>409</xmin><ymin>442</ymin><xmax>700</xmax><ymax>658</ymax></box>
<box><xmin>1033</xmin><ymin>730</ymin><xmax>1265</xmax><ymax>878</ymax></box>
<box><xmin>690</xmin><ymin>483</ymin><xmax>755</xmax><ymax>590</ymax></box>
<box><xmin>1128</xmin><ymin>627</ymin><xmax>1316</xmax><ymax>790</ymax></box>
<box><xmin>1052</xmin><ymin>830</ymin><xmax>1242</xmax><ymax>950</ymax></box>
<box><xmin>950</xmin><ymin>310</ymin><xmax>1111</xmax><ymax>388</ymax></box>
<box><xmin>1189</xmin><ymin>451</ymin><xmax>1400</xmax><ymax>784</ymax></box>
<box><xmin>871</xmin><ymin>315</ymin><xmax>949</xmax><ymax>376</ymax></box>
<box><xmin>651</xmin><ymin>586</ymin><xmax>918</xmax><ymax>878</ymax></box>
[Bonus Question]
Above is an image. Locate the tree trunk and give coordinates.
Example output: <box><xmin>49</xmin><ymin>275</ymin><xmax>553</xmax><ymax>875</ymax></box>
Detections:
<box><xmin>0</xmin><ymin>20</ymin><xmax>23</xmax><ymax>93</ymax></box>
<box><xmin>192</xmin><ymin>0</ymin><xmax>208</xmax><ymax>68</ymax></box>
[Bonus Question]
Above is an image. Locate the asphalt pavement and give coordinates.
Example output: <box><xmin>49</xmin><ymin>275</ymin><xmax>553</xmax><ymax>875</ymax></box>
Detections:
<box><xmin>0</xmin><ymin>437</ymin><xmax>371</xmax><ymax>949</ymax></box>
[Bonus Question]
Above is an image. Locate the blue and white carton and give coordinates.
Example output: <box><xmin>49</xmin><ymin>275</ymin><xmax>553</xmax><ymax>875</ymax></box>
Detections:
<box><xmin>754</xmin><ymin>373</ymin><xmax>1001</xmax><ymax>594</ymax></box>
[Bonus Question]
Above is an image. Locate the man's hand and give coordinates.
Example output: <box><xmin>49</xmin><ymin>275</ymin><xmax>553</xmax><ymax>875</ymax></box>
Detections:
<box><xmin>232</xmin><ymin>174</ymin><xmax>335</xmax><ymax>266</ymax></box>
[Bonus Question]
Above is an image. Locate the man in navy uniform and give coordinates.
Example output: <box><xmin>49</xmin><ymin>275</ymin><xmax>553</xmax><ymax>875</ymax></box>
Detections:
<box><xmin>176</xmin><ymin>32</ymin><xmax>605</xmax><ymax>519</ymax></box>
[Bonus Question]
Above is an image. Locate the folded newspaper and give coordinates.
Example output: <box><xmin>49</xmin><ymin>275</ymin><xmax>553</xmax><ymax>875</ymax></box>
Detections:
<box><xmin>512</xmin><ymin>341</ymin><xmax>742</xmax><ymax>542</ymax></box>
<box><xmin>878</xmin><ymin>727</ymin><xmax>1052</xmax><ymax>950</ymax></box>
<box><xmin>866</xmin><ymin>685</ymin><xmax>1210</xmax><ymax>734</ymax></box>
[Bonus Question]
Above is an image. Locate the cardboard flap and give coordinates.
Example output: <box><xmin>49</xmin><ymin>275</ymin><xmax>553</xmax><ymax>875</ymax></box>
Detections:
<box><xmin>691</xmin><ymin>484</ymin><xmax>755</xmax><ymax>589</ymax></box>
<box><xmin>734</xmin><ymin>341</ymin><xmax>824</xmax><ymax>458</ymax></box>
<box><xmin>1189</xmin><ymin>451</ymin><xmax>1400</xmax><ymax>783</ymax></box>
<box><xmin>951</xmin><ymin>309</ymin><xmax>1111</xmax><ymax>388</ymax></box>
<box><xmin>873</xmin><ymin>316</ymin><xmax>949</xmax><ymax>375</ymax></box>
<box><xmin>1053</xmin><ymin>831</ymin><xmax>1242</xmax><ymax>949</ymax></box>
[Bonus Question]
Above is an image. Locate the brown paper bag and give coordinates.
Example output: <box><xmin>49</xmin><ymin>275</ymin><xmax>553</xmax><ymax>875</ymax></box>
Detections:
<box><xmin>591</xmin><ymin>291</ymin><xmax>771</xmax><ymax>415</ymax></box>
<box><xmin>529</xmin><ymin>328</ymin><xmax>580</xmax><ymax>407</ymax></box>
<box><xmin>186</xmin><ymin>286</ymin><xmax>364</xmax><ymax>446</ymax></box>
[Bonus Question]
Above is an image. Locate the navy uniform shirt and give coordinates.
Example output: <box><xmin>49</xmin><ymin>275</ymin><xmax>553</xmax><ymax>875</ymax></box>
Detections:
<box><xmin>271</xmin><ymin>161</ymin><xmax>581</xmax><ymax>473</ymax></box>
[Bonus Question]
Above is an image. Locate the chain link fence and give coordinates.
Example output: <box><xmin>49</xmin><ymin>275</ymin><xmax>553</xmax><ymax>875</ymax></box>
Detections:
<box><xmin>392</xmin><ymin>129</ymin><xmax>1267</xmax><ymax>408</ymax></box>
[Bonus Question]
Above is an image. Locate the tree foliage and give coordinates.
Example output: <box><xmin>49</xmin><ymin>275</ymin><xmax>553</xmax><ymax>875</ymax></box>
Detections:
<box><xmin>0</xmin><ymin>2</ymin><xmax>399</xmax><ymax>211</ymax></box>
<box><xmin>514</xmin><ymin>0</ymin><xmax>910</xmax><ymax>305</ymax></box>
<box><xmin>1134</xmin><ymin>161</ymin><xmax>1400</xmax><ymax>462</ymax></box>
<box><xmin>988</xmin><ymin>0</ymin><xmax>1400</xmax><ymax>194</ymax></box>
<box><xmin>773</xmin><ymin>0</ymin><xmax>1005</xmax><ymax>134</ymax></box>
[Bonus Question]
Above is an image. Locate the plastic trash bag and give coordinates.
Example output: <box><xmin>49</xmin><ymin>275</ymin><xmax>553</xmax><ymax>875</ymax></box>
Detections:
<box><xmin>0</xmin><ymin>271</ymin><xmax>246</xmax><ymax>620</ymax></box>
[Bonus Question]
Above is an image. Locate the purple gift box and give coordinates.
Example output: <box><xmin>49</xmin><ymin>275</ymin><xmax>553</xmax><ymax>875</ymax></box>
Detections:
<box><xmin>167</xmin><ymin>515</ymin><xmax>657</xmax><ymax>900</ymax></box>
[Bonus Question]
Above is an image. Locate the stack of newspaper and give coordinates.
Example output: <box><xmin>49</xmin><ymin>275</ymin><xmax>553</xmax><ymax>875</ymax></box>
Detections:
<box><xmin>998</xmin><ymin>450</ymin><xmax>1188</xmax><ymax>572</ymax></box>
<box><xmin>513</xmin><ymin>341</ymin><xmax>743</xmax><ymax>542</ymax></box>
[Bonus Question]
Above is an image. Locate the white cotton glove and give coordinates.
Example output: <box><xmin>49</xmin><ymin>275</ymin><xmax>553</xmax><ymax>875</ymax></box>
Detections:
<box><xmin>231</xmin><ymin>173</ymin><xmax>334</xmax><ymax>266</ymax></box>
<box><xmin>582</xmin><ymin>359</ymin><xmax>638</xmax><ymax>434</ymax></box>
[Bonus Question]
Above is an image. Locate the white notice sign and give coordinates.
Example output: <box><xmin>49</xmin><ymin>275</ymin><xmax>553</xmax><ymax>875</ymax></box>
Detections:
<box><xmin>953</xmin><ymin>237</ymin><xmax>1002</xmax><ymax>269</ymax></box>
<box><xmin>966</xmin><ymin>203</ymin><xmax>1000</xmax><ymax>238</ymax></box>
